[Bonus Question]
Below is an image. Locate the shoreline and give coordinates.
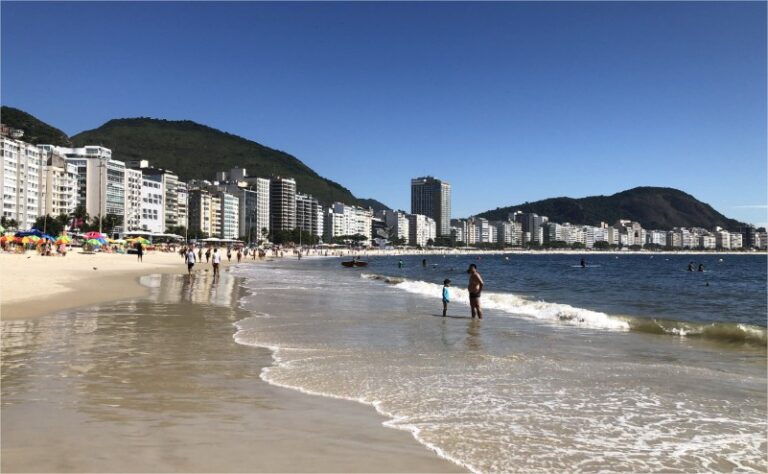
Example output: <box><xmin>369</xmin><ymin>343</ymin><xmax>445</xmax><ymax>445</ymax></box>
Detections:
<box><xmin>0</xmin><ymin>253</ymin><xmax>463</xmax><ymax>473</ymax></box>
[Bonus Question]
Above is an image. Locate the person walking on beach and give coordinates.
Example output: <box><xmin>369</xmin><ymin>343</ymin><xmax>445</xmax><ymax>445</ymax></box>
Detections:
<box><xmin>227</xmin><ymin>247</ymin><xmax>232</xmax><ymax>262</ymax></box>
<box><xmin>186</xmin><ymin>247</ymin><xmax>196</xmax><ymax>275</ymax></box>
<box><xmin>212</xmin><ymin>247</ymin><xmax>221</xmax><ymax>278</ymax></box>
<box><xmin>136</xmin><ymin>241</ymin><xmax>144</xmax><ymax>262</ymax></box>
<box><xmin>198</xmin><ymin>247</ymin><xmax>203</xmax><ymax>261</ymax></box>
<box><xmin>467</xmin><ymin>263</ymin><xmax>484</xmax><ymax>319</ymax></box>
<box><xmin>205</xmin><ymin>247</ymin><xmax>211</xmax><ymax>263</ymax></box>
<box><xmin>442</xmin><ymin>279</ymin><xmax>451</xmax><ymax>317</ymax></box>
<box><xmin>237</xmin><ymin>248</ymin><xmax>242</xmax><ymax>263</ymax></box>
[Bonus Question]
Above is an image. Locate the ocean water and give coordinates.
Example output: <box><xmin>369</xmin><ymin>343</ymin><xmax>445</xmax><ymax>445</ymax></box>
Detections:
<box><xmin>233</xmin><ymin>254</ymin><xmax>767</xmax><ymax>473</ymax></box>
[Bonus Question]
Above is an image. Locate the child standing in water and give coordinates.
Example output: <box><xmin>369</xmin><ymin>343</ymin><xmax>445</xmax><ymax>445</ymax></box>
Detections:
<box><xmin>442</xmin><ymin>279</ymin><xmax>451</xmax><ymax>317</ymax></box>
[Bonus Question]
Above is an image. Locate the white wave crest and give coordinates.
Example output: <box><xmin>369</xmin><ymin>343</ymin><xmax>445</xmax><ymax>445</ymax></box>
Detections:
<box><xmin>390</xmin><ymin>278</ymin><xmax>630</xmax><ymax>331</ymax></box>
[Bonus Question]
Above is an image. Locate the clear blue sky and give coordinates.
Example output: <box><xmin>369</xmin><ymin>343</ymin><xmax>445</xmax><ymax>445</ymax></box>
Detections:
<box><xmin>2</xmin><ymin>2</ymin><xmax>766</xmax><ymax>226</ymax></box>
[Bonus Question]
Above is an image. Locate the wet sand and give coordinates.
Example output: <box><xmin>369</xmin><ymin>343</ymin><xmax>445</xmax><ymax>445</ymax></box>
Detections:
<box><xmin>1</xmin><ymin>268</ymin><xmax>463</xmax><ymax>473</ymax></box>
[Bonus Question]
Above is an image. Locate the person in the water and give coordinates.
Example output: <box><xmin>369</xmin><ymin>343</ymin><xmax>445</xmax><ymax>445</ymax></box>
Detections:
<box><xmin>398</xmin><ymin>259</ymin><xmax>404</xmax><ymax>268</ymax></box>
<box><xmin>688</xmin><ymin>262</ymin><xmax>694</xmax><ymax>272</ymax></box>
<box><xmin>422</xmin><ymin>258</ymin><xmax>427</xmax><ymax>268</ymax></box>
<box><xmin>698</xmin><ymin>263</ymin><xmax>705</xmax><ymax>272</ymax></box>
<box><xmin>580</xmin><ymin>258</ymin><xmax>586</xmax><ymax>268</ymax></box>
<box><xmin>442</xmin><ymin>279</ymin><xmax>451</xmax><ymax>317</ymax></box>
<box><xmin>467</xmin><ymin>264</ymin><xmax>484</xmax><ymax>319</ymax></box>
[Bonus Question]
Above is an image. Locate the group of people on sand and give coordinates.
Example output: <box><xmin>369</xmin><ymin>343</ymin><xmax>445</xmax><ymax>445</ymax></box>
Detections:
<box><xmin>441</xmin><ymin>263</ymin><xmax>485</xmax><ymax>319</ymax></box>
<box><xmin>183</xmin><ymin>246</ymin><xmax>230</xmax><ymax>277</ymax></box>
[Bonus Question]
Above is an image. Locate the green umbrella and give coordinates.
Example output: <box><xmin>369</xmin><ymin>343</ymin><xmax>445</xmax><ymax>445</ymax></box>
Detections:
<box><xmin>86</xmin><ymin>239</ymin><xmax>103</xmax><ymax>247</ymax></box>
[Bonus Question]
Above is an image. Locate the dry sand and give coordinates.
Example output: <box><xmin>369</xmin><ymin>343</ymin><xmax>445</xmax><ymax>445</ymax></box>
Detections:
<box><xmin>1</xmin><ymin>251</ymin><xmax>185</xmax><ymax>319</ymax></box>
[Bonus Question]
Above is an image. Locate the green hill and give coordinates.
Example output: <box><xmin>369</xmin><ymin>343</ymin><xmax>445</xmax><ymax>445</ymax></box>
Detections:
<box><xmin>477</xmin><ymin>187</ymin><xmax>744</xmax><ymax>231</ymax></box>
<box><xmin>71</xmin><ymin>118</ymin><xmax>360</xmax><ymax>206</ymax></box>
<box><xmin>0</xmin><ymin>106</ymin><xmax>71</xmax><ymax>146</ymax></box>
<box><xmin>358</xmin><ymin>198</ymin><xmax>391</xmax><ymax>212</ymax></box>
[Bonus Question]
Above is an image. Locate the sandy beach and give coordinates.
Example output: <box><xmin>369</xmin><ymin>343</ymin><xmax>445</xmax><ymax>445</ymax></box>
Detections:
<box><xmin>0</xmin><ymin>251</ymin><xmax>463</xmax><ymax>473</ymax></box>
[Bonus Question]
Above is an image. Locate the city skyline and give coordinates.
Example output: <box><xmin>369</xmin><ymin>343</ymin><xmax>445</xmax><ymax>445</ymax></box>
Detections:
<box><xmin>2</xmin><ymin>2</ymin><xmax>765</xmax><ymax>226</ymax></box>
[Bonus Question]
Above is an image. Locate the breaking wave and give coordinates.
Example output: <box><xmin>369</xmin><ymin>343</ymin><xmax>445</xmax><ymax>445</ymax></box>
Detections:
<box><xmin>361</xmin><ymin>273</ymin><xmax>767</xmax><ymax>347</ymax></box>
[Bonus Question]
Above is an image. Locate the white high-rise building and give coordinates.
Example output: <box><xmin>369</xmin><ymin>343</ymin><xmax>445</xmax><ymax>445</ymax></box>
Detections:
<box><xmin>296</xmin><ymin>194</ymin><xmax>323</xmax><ymax>238</ymax></box>
<box><xmin>140</xmin><ymin>174</ymin><xmax>165</xmax><ymax>233</ymax></box>
<box><xmin>377</xmin><ymin>210</ymin><xmax>410</xmax><ymax>242</ymax></box>
<box><xmin>406</xmin><ymin>213</ymin><xmax>436</xmax><ymax>247</ymax></box>
<box><xmin>324</xmin><ymin>202</ymin><xmax>373</xmax><ymax>243</ymax></box>
<box><xmin>496</xmin><ymin>220</ymin><xmax>522</xmax><ymax>246</ymax></box>
<box><xmin>52</xmin><ymin>146</ymin><xmax>126</xmax><ymax>233</ymax></box>
<box><xmin>124</xmin><ymin>168</ymin><xmax>143</xmax><ymax>232</ymax></box>
<box><xmin>39</xmin><ymin>148</ymin><xmax>78</xmax><ymax>219</ymax></box>
<box><xmin>2</xmin><ymin>133</ymin><xmax>43</xmax><ymax>229</ymax></box>
<box><xmin>218</xmin><ymin>191</ymin><xmax>239</xmax><ymax>239</ymax></box>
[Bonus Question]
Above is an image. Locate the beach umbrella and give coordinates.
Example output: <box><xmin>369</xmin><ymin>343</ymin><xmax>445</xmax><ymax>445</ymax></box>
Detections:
<box><xmin>86</xmin><ymin>239</ymin><xmax>103</xmax><ymax>247</ymax></box>
<box><xmin>84</xmin><ymin>231</ymin><xmax>106</xmax><ymax>240</ymax></box>
<box><xmin>28</xmin><ymin>235</ymin><xmax>41</xmax><ymax>243</ymax></box>
<box><xmin>131</xmin><ymin>237</ymin><xmax>150</xmax><ymax>245</ymax></box>
<box><xmin>56</xmin><ymin>235</ymin><xmax>72</xmax><ymax>244</ymax></box>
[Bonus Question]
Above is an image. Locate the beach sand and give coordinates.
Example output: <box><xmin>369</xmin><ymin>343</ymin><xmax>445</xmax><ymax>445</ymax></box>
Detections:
<box><xmin>0</xmin><ymin>252</ymin><xmax>463</xmax><ymax>473</ymax></box>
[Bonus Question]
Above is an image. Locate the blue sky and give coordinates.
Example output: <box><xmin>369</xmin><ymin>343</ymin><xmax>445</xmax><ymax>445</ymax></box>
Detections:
<box><xmin>2</xmin><ymin>2</ymin><xmax>766</xmax><ymax>225</ymax></box>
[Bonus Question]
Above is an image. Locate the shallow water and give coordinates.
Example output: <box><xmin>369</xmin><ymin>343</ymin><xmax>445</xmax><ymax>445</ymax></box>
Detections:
<box><xmin>233</xmin><ymin>257</ymin><xmax>767</xmax><ymax>473</ymax></box>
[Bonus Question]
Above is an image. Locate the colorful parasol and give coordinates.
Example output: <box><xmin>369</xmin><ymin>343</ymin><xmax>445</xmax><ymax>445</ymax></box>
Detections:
<box><xmin>86</xmin><ymin>239</ymin><xmax>103</xmax><ymax>247</ymax></box>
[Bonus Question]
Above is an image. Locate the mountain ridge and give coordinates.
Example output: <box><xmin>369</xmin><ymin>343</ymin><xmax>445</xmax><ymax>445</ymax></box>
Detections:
<box><xmin>476</xmin><ymin>186</ymin><xmax>745</xmax><ymax>231</ymax></box>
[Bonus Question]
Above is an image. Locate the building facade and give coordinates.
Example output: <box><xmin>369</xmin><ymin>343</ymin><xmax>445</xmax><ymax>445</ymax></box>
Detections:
<box><xmin>411</xmin><ymin>176</ymin><xmax>451</xmax><ymax>237</ymax></box>
<box><xmin>270</xmin><ymin>177</ymin><xmax>296</xmax><ymax>233</ymax></box>
<box><xmin>296</xmin><ymin>193</ymin><xmax>323</xmax><ymax>238</ymax></box>
<box><xmin>1</xmin><ymin>133</ymin><xmax>43</xmax><ymax>229</ymax></box>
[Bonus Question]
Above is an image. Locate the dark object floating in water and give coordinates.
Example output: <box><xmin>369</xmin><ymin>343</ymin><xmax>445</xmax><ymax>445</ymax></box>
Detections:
<box><xmin>342</xmin><ymin>260</ymin><xmax>368</xmax><ymax>267</ymax></box>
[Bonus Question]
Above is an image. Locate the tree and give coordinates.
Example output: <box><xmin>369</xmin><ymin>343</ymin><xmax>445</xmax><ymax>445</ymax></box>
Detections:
<box><xmin>426</xmin><ymin>238</ymin><xmax>435</xmax><ymax>247</ymax></box>
<box><xmin>629</xmin><ymin>244</ymin><xmax>642</xmax><ymax>251</ymax></box>
<box><xmin>1</xmin><ymin>216</ymin><xmax>19</xmax><ymax>230</ymax></box>
<box><xmin>33</xmin><ymin>214</ymin><xmax>69</xmax><ymax>236</ymax></box>
<box><xmin>166</xmin><ymin>225</ymin><xmax>187</xmax><ymax>238</ymax></box>
<box><xmin>71</xmin><ymin>205</ymin><xmax>89</xmax><ymax>231</ymax></box>
<box><xmin>91</xmin><ymin>213</ymin><xmax>122</xmax><ymax>235</ymax></box>
<box><xmin>593</xmin><ymin>241</ymin><xmax>610</xmax><ymax>250</ymax></box>
<box><xmin>571</xmin><ymin>242</ymin><xmax>585</xmax><ymax>249</ymax></box>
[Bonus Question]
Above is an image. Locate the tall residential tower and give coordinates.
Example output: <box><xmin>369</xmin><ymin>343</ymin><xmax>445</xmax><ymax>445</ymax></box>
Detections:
<box><xmin>411</xmin><ymin>176</ymin><xmax>451</xmax><ymax>237</ymax></box>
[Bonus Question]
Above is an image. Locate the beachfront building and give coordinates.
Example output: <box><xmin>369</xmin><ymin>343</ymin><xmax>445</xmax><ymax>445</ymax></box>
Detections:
<box><xmin>140</xmin><ymin>174</ymin><xmax>165</xmax><ymax>233</ymax></box>
<box><xmin>188</xmin><ymin>189</ymin><xmax>214</xmax><ymax>237</ymax></box>
<box><xmin>39</xmin><ymin>149</ymin><xmax>78</xmax><ymax>219</ymax></box>
<box><xmin>210</xmin><ymin>193</ymin><xmax>222</xmax><ymax>238</ymax></box>
<box><xmin>715</xmin><ymin>229</ymin><xmax>731</xmax><ymax>249</ymax></box>
<box><xmin>411</xmin><ymin>176</ymin><xmax>451</xmax><ymax>237</ymax></box>
<box><xmin>323</xmin><ymin>202</ymin><xmax>373</xmax><ymax>243</ymax></box>
<box><xmin>53</xmin><ymin>146</ymin><xmax>126</xmax><ymax>233</ymax></box>
<box><xmin>217</xmin><ymin>191</ymin><xmax>239</xmax><ymax>240</ymax></box>
<box><xmin>514</xmin><ymin>212</ymin><xmax>546</xmax><ymax>245</ymax></box>
<box><xmin>700</xmin><ymin>235</ymin><xmax>716</xmax><ymax>249</ymax></box>
<box><xmin>1</xmin><ymin>130</ymin><xmax>42</xmax><ymax>229</ymax></box>
<box><xmin>295</xmin><ymin>193</ymin><xmax>323</xmax><ymax>238</ymax></box>
<box><xmin>123</xmin><ymin>168</ymin><xmax>143</xmax><ymax>232</ymax></box>
<box><xmin>646</xmin><ymin>230</ymin><xmax>667</xmax><ymax>247</ymax></box>
<box><xmin>495</xmin><ymin>220</ymin><xmax>523</xmax><ymax>246</ymax></box>
<box><xmin>377</xmin><ymin>210</ymin><xmax>410</xmax><ymax>242</ymax></box>
<box><xmin>407</xmin><ymin>213</ymin><xmax>436</xmax><ymax>247</ymax></box>
<box><xmin>667</xmin><ymin>230</ymin><xmax>682</xmax><ymax>249</ymax></box>
<box><xmin>176</xmin><ymin>184</ymin><xmax>188</xmax><ymax>230</ymax></box>
<box><xmin>729</xmin><ymin>232</ymin><xmax>743</xmax><ymax>249</ymax></box>
<box><xmin>270</xmin><ymin>176</ymin><xmax>296</xmax><ymax>232</ymax></box>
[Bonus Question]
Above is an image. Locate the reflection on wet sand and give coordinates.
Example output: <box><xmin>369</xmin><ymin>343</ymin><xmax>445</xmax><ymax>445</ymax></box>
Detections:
<box><xmin>2</xmin><ymin>271</ymin><xmax>462</xmax><ymax>473</ymax></box>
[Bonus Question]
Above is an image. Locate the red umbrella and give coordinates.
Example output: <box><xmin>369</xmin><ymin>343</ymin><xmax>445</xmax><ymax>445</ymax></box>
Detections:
<box><xmin>84</xmin><ymin>231</ymin><xmax>106</xmax><ymax>240</ymax></box>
